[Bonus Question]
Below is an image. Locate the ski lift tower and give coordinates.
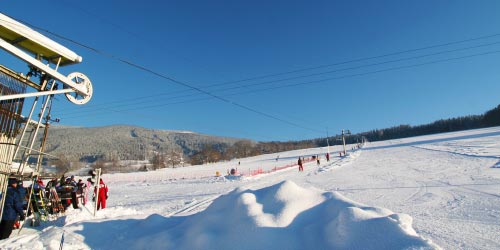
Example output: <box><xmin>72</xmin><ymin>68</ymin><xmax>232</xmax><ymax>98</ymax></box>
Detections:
<box><xmin>326</xmin><ymin>128</ymin><xmax>330</xmax><ymax>156</ymax></box>
<box><xmin>341</xmin><ymin>129</ymin><xmax>351</xmax><ymax>155</ymax></box>
<box><xmin>0</xmin><ymin>13</ymin><xmax>93</xmax><ymax>218</ymax></box>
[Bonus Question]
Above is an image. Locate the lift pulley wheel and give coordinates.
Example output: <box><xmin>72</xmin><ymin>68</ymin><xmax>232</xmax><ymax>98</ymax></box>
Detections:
<box><xmin>65</xmin><ymin>72</ymin><xmax>93</xmax><ymax>105</ymax></box>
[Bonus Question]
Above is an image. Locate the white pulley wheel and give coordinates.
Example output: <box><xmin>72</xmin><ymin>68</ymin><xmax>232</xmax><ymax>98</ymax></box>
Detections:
<box><xmin>65</xmin><ymin>72</ymin><xmax>93</xmax><ymax>105</ymax></box>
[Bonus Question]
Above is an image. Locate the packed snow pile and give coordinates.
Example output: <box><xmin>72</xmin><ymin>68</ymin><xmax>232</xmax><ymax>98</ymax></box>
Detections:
<box><xmin>22</xmin><ymin>181</ymin><xmax>436</xmax><ymax>250</ymax></box>
<box><xmin>164</xmin><ymin>180</ymin><xmax>439</xmax><ymax>250</ymax></box>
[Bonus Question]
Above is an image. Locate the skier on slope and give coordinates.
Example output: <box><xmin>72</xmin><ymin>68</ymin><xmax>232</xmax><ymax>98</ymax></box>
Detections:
<box><xmin>94</xmin><ymin>179</ymin><xmax>109</xmax><ymax>210</ymax></box>
<box><xmin>298</xmin><ymin>157</ymin><xmax>303</xmax><ymax>172</ymax></box>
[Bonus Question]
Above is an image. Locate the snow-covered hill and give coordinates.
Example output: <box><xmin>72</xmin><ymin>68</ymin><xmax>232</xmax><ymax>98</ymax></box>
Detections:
<box><xmin>43</xmin><ymin>125</ymin><xmax>245</xmax><ymax>162</ymax></box>
<box><xmin>2</xmin><ymin>127</ymin><xmax>500</xmax><ymax>249</ymax></box>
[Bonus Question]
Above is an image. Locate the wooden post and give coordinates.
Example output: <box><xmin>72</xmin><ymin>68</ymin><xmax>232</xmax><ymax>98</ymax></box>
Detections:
<box><xmin>93</xmin><ymin>168</ymin><xmax>101</xmax><ymax>216</ymax></box>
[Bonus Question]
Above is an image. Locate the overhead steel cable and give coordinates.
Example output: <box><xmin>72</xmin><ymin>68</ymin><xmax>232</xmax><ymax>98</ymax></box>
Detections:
<box><xmin>9</xmin><ymin>16</ymin><xmax>325</xmax><ymax>134</ymax></box>
<box><xmin>197</xmin><ymin>40</ymin><xmax>500</xmax><ymax>93</ymax></box>
<box><xmin>198</xmin><ymin>33</ymin><xmax>500</xmax><ymax>88</ymax></box>
<box><xmin>230</xmin><ymin>49</ymin><xmax>500</xmax><ymax>93</ymax></box>
<box><xmin>118</xmin><ymin>58</ymin><xmax>326</xmax><ymax>134</ymax></box>
<box><xmin>8</xmin><ymin>16</ymin><xmax>500</xmax><ymax>135</ymax></box>
<box><xmin>58</xmin><ymin>1</ymin><xmax>500</xmax><ymax>92</ymax></box>
<box><xmin>55</xmin><ymin>39</ymin><xmax>500</xmax><ymax>116</ymax></box>
<box><xmin>60</xmin><ymin>49</ymin><xmax>500</xmax><ymax>119</ymax></box>
<box><xmin>60</xmin><ymin>47</ymin><xmax>500</xmax><ymax>118</ymax></box>
<box><xmin>7</xmin><ymin>16</ymin><xmax>500</xmax><ymax>101</ymax></box>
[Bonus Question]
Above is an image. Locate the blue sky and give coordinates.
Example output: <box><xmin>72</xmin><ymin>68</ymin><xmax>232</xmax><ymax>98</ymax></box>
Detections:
<box><xmin>2</xmin><ymin>1</ymin><xmax>500</xmax><ymax>141</ymax></box>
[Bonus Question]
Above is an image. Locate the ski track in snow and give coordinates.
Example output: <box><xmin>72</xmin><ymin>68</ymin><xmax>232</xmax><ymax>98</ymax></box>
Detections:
<box><xmin>305</xmin><ymin>128</ymin><xmax>500</xmax><ymax>250</ymax></box>
<box><xmin>168</xmin><ymin>195</ymin><xmax>220</xmax><ymax>216</ymax></box>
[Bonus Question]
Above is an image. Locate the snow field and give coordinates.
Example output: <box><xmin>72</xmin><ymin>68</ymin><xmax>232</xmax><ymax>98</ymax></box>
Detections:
<box><xmin>1</xmin><ymin>127</ymin><xmax>500</xmax><ymax>249</ymax></box>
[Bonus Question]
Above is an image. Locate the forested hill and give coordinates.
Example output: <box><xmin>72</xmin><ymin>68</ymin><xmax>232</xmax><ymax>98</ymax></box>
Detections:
<box><xmin>43</xmin><ymin>125</ymin><xmax>244</xmax><ymax>162</ymax></box>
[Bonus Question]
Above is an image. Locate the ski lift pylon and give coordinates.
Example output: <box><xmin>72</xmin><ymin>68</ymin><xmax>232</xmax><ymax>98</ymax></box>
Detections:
<box><xmin>0</xmin><ymin>12</ymin><xmax>94</xmax><ymax>220</ymax></box>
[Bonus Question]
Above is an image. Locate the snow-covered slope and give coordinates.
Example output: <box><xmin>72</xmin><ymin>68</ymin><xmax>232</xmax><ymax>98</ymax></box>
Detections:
<box><xmin>2</xmin><ymin>127</ymin><xmax>500</xmax><ymax>249</ymax></box>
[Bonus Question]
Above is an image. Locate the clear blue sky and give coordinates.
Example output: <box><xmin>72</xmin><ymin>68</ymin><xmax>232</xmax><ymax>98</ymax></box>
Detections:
<box><xmin>2</xmin><ymin>1</ymin><xmax>500</xmax><ymax>141</ymax></box>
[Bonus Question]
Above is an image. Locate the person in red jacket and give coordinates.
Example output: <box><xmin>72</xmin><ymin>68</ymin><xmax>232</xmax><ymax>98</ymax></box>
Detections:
<box><xmin>94</xmin><ymin>179</ymin><xmax>109</xmax><ymax>210</ymax></box>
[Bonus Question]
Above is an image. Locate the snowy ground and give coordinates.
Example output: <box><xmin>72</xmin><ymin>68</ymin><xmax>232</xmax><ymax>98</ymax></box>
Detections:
<box><xmin>1</xmin><ymin>127</ymin><xmax>500</xmax><ymax>249</ymax></box>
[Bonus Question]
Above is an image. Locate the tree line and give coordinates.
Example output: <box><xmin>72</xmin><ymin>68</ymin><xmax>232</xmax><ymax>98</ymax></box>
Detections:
<box><xmin>315</xmin><ymin>104</ymin><xmax>500</xmax><ymax>147</ymax></box>
<box><xmin>48</xmin><ymin>104</ymin><xmax>500</xmax><ymax>173</ymax></box>
<box><xmin>189</xmin><ymin>140</ymin><xmax>316</xmax><ymax>165</ymax></box>
<box><xmin>192</xmin><ymin>104</ymin><xmax>500</xmax><ymax>164</ymax></box>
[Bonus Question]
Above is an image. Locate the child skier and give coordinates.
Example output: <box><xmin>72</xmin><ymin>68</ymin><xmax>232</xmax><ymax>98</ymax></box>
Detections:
<box><xmin>94</xmin><ymin>179</ymin><xmax>109</xmax><ymax>210</ymax></box>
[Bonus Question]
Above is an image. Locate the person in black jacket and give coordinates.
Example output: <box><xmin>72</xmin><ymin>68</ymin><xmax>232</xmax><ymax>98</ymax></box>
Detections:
<box><xmin>17</xmin><ymin>180</ymin><xmax>27</xmax><ymax>210</ymax></box>
<box><xmin>0</xmin><ymin>178</ymin><xmax>25</xmax><ymax>240</ymax></box>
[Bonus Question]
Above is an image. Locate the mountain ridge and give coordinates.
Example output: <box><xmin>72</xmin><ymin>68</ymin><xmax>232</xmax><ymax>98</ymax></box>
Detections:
<box><xmin>44</xmin><ymin>124</ymin><xmax>246</xmax><ymax>162</ymax></box>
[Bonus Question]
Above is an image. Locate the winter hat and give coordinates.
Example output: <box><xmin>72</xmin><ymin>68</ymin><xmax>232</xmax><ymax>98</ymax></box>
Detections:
<box><xmin>99</xmin><ymin>179</ymin><xmax>104</xmax><ymax>184</ymax></box>
<box><xmin>8</xmin><ymin>177</ymin><xmax>17</xmax><ymax>185</ymax></box>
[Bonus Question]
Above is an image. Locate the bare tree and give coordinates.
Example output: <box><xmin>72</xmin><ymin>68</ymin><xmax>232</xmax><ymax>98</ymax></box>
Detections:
<box><xmin>166</xmin><ymin>150</ymin><xmax>183</xmax><ymax>168</ymax></box>
<box><xmin>151</xmin><ymin>152</ymin><xmax>166</xmax><ymax>170</ymax></box>
<box><xmin>189</xmin><ymin>145</ymin><xmax>222</xmax><ymax>165</ymax></box>
<box><xmin>50</xmin><ymin>154</ymin><xmax>70</xmax><ymax>176</ymax></box>
<box><xmin>93</xmin><ymin>159</ymin><xmax>106</xmax><ymax>173</ymax></box>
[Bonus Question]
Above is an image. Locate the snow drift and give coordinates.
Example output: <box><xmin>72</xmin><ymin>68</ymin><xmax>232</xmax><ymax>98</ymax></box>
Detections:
<box><xmin>54</xmin><ymin>181</ymin><xmax>438</xmax><ymax>250</ymax></box>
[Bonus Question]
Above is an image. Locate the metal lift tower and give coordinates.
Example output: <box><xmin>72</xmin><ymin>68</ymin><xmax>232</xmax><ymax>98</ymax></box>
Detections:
<box><xmin>0</xmin><ymin>13</ymin><xmax>93</xmax><ymax>219</ymax></box>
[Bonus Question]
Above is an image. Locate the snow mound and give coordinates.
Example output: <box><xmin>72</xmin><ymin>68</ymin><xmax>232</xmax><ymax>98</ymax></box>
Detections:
<box><xmin>76</xmin><ymin>181</ymin><xmax>436</xmax><ymax>250</ymax></box>
<box><xmin>165</xmin><ymin>180</ymin><xmax>439</xmax><ymax>250</ymax></box>
<box><xmin>5</xmin><ymin>181</ymin><xmax>439</xmax><ymax>250</ymax></box>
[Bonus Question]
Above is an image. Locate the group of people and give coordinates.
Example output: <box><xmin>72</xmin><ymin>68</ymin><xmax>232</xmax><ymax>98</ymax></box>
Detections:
<box><xmin>0</xmin><ymin>174</ymin><xmax>109</xmax><ymax>240</ymax></box>
<box><xmin>40</xmin><ymin>175</ymin><xmax>87</xmax><ymax>209</ymax></box>
<box><xmin>44</xmin><ymin>174</ymin><xmax>108</xmax><ymax>210</ymax></box>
